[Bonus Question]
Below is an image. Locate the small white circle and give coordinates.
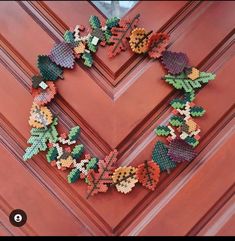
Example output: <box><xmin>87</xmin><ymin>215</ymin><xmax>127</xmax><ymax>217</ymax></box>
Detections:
<box><xmin>14</xmin><ymin>214</ymin><xmax>22</xmax><ymax>223</ymax></box>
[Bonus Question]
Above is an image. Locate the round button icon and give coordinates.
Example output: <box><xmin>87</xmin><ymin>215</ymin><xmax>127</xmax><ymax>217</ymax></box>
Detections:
<box><xmin>9</xmin><ymin>209</ymin><xmax>27</xmax><ymax>227</ymax></box>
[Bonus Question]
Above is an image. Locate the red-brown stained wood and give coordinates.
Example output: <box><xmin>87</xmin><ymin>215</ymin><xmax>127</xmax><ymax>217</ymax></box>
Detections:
<box><xmin>0</xmin><ymin>1</ymin><xmax>234</xmax><ymax>236</ymax></box>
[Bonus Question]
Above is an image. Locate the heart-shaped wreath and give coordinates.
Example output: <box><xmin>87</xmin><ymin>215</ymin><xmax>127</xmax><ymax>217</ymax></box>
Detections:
<box><xmin>23</xmin><ymin>14</ymin><xmax>216</xmax><ymax>198</ymax></box>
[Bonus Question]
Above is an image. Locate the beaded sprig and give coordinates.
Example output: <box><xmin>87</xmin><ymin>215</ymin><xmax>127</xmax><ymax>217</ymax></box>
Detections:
<box><xmin>23</xmin><ymin>14</ymin><xmax>216</xmax><ymax>198</ymax></box>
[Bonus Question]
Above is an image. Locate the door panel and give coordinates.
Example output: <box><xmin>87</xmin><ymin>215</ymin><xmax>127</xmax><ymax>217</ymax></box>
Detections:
<box><xmin>0</xmin><ymin>0</ymin><xmax>234</xmax><ymax>236</ymax></box>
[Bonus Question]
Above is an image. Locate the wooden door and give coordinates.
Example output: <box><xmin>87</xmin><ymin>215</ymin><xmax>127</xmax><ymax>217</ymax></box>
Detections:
<box><xmin>0</xmin><ymin>1</ymin><xmax>234</xmax><ymax>236</ymax></box>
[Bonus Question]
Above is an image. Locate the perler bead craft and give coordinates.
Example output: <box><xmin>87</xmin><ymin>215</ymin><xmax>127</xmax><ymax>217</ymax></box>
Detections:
<box><xmin>28</xmin><ymin>103</ymin><xmax>53</xmax><ymax>129</ymax></box>
<box><xmin>168</xmin><ymin>138</ymin><xmax>197</xmax><ymax>163</ymax></box>
<box><xmin>108</xmin><ymin>14</ymin><xmax>140</xmax><ymax>57</ymax></box>
<box><xmin>60</xmin><ymin>154</ymin><xmax>75</xmax><ymax>169</ymax></box>
<box><xmin>38</xmin><ymin>55</ymin><xmax>63</xmax><ymax>81</ymax></box>
<box><xmin>49</xmin><ymin>42</ymin><xmax>75</xmax><ymax>69</ymax></box>
<box><xmin>129</xmin><ymin>28</ymin><xmax>152</xmax><ymax>54</ymax></box>
<box><xmin>187</xmin><ymin>67</ymin><xmax>200</xmax><ymax>80</ymax></box>
<box><xmin>164</xmin><ymin>71</ymin><xmax>216</xmax><ymax>93</ymax></box>
<box><xmin>148</xmin><ymin>32</ymin><xmax>170</xmax><ymax>59</ymax></box>
<box><xmin>152</xmin><ymin>141</ymin><xmax>176</xmax><ymax>174</ymax></box>
<box><xmin>32</xmin><ymin>82</ymin><xmax>56</xmax><ymax>106</ymax></box>
<box><xmin>136</xmin><ymin>160</ymin><xmax>160</xmax><ymax>191</ymax></box>
<box><xmin>32</xmin><ymin>75</ymin><xmax>44</xmax><ymax>89</ymax></box>
<box><xmin>112</xmin><ymin>166</ymin><xmax>138</xmax><ymax>194</ymax></box>
<box><xmin>23</xmin><ymin>13</ymin><xmax>216</xmax><ymax>198</ymax></box>
<box><xmin>86</xmin><ymin>150</ymin><xmax>118</xmax><ymax>198</ymax></box>
<box><xmin>74</xmin><ymin>42</ymin><xmax>86</xmax><ymax>54</ymax></box>
<box><xmin>161</xmin><ymin>51</ymin><xmax>189</xmax><ymax>75</ymax></box>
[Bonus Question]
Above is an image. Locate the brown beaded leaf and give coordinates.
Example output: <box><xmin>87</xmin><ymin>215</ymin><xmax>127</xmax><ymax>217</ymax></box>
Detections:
<box><xmin>136</xmin><ymin>160</ymin><xmax>160</xmax><ymax>191</ymax></box>
<box><xmin>168</xmin><ymin>138</ymin><xmax>197</xmax><ymax>163</ymax></box>
<box><xmin>148</xmin><ymin>32</ymin><xmax>170</xmax><ymax>59</ymax></box>
<box><xmin>32</xmin><ymin>82</ymin><xmax>56</xmax><ymax>106</ymax></box>
<box><xmin>29</xmin><ymin>103</ymin><xmax>53</xmax><ymax>129</ymax></box>
<box><xmin>108</xmin><ymin>13</ymin><xmax>140</xmax><ymax>58</ymax></box>
<box><xmin>86</xmin><ymin>150</ymin><xmax>118</xmax><ymax>198</ymax></box>
<box><xmin>49</xmin><ymin>42</ymin><xmax>75</xmax><ymax>69</ymax></box>
<box><xmin>161</xmin><ymin>51</ymin><xmax>189</xmax><ymax>75</ymax></box>
<box><xmin>129</xmin><ymin>28</ymin><xmax>152</xmax><ymax>54</ymax></box>
<box><xmin>112</xmin><ymin>166</ymin><xmax>138</xmax><ymax>194</ymax></box>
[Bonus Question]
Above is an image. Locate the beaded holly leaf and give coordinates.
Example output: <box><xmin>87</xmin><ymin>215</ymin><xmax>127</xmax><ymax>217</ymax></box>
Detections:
<box><xmin>68</xmin><ymin>168</ymin><xmax>80</xmax><ymax>183</ymax></box>
<box><xmin>161</xmin><ymin>51</ymin><xmax>189</xmax><ymax>75</ymax></box>
<box><xmin>71</xmin><ymin>144</ymin><xmax>84</xmax><ymax>159</ymax></box>
<box><xmin>29</xmin><ymin>103</ymin><xmax>53</xmax><ymax>128</ymax></box>
<box><xmin>164</xmin><ymin>70</ymin><xmax>216</xmax><ymax>93</ymax></box>
<box><xmin>168</xmin><ymin>138</ymin><xmax>197</xmax><ymax>163</ymax></box>
<box><xmin>82</xmin><ymin>51</ymin><xmax>93</xmax><ymax>67</ymax></box>
<box><xmin>112</xmin><ymin>166</ymin><xmax>138</xmax><ymax>194</ymax></box>
<box><xmin>129</xmin><ymin>28</ymin><xmax>152</xmax><ymax>54</ymax></box>
<box><xmin>23</xmin><ymin>118</ymin><xmax>59</xmax><ymax>161</ymax></box>
<box><xmin>86</xmin><ymin>150</ymin><xmax>118</xmax><ymax>198</ymax></box>
<box><xmin>32</xmin><ymin>82</ymin><xmax>56</xmax><ymax>106</ymax></box>
<box><xmin>68</xmin><ymin>126</ymin><xmax>80</xmax><ymax>142</ymax></box>
<box><xmin>49</xmin><ymin>42</ymin><xmax>75</xmax><ymax>69</ymax></box>
<box><xmin>148</xmin><ymin>32</ymin><xmax>170</xmax><ymax>59</ymax></box>
<box><xmin>152</xmin><ymin>141</ymin><xmax>176</xmax><ymax>174</ymax></box>
<box><xmin>64</xmin><ymin>30</ymin><xmax>77</xmax><ymax>46</ymax></box>
<box><xmin>136</xmin><ymin>160</ymin><xmax>160</xmax><ymax>191</ymax></box>
<box><xmin>108</xmin><ymin>13</ymin><xmax>140</xmax><ymax>57</ymax></box>
<box><xmin>38</xmin><ymin>55</ymin><xmax>63</xmax><ymax>81</ymax></box>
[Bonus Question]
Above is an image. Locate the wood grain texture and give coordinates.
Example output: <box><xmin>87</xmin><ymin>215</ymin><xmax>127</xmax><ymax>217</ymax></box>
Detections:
<box><xmin>0</xmin><ymin>0</ymin><xmax>234</xmax><ymax>236</ymax></box>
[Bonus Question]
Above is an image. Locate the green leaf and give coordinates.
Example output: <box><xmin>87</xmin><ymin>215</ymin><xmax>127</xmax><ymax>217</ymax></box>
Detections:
<box><xmin>106</xmin><ymin>17</ymin><xmax>120</xmax><ymax>28</ymax></box>
<box><xmin>84</xmin><ymin>157</ymin><xmax>98</xmax><ymax>184</ymax></box>
<box><xmin>68</xmin><ymin>126</ymin><xmax>80</xmax><ymax>142</ymax></box>
<box><xmin>82</xmin><ymin>52</ymin><xmax>93</xmax><ymax>67</ymax></box>
<box><xmin>190</xmin><ymin>106</ymin><xmax>206</xmax><ymax>117</ymax></box>
<box><xmin>155</xmin><ymin>126</ymin><xmax>171</xmax><ymax>136</ymax></box>
<box><xmin>184</xmin><ymin>136</ymin><xmax>199</xmax><ymax>148</ymax></box>
<box><xmin>169</xmin><ymin>116</ymin><xmax>184</xmax><ymax>127</ymax></box>
<box><xmin>38</xmin><ymin>55</ymin><xmax>63</xmax><ymax>81</ymax></box>
<box><xmin>87</xmin><ymin>37</ymin><xmax>98</xmax><ymax>53</ymax></box>
<box><xmin>164</xmin><ymin>71</ymin><xmax>216</xmax><ymax>92</ymax></box>
<box><xmin>184</xmin><ymin>91</ymin><xmax>195</xmax><ymax>102</ymax></box>
<box><xmin>68</xmin><ymin>168</ymin><xmax>80</xmax><ymax>183</ymax></box>
<box><xmin>89</xmin><ymin>16</ymin><xmax>101</xmax><ymax>29</ymax></box>
<box><xmin>152</xmin><ymin>141</ymin><xmax>176</xmax><ymax>173</ymax></box>
<box><xmin>86</xmin><ymin>157</ymin><xmax>98</xmax><ymax>171</ymax></box>
<box><xmin>23</xmin><ymin>118</ymin><xmax>59</xmax><ymax>161</ymax></box>
<box><xmin>170</xmin><ymin>99</ymin><xmax>186</xmax><ymax>109</ymax></box>
<box><xmin>46</xmin><ymin>146</ymin><xmax>58</xmax><ymax>163</ymax></box>
<box><xmin>71</xmin><ymin>144</ymin><xmax>84</xmax><ymax>159</ymax></box>
<box><xmin>64</xmin><ymin>30</ymin><xmax>75</xmax><ymax>44</ymax></box>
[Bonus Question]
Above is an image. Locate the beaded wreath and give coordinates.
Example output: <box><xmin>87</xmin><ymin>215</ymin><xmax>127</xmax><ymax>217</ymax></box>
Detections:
<box><xmin>23</xmin><ymin>14</ymin><xmax>216</xmax><ymax>198</ymax></box>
